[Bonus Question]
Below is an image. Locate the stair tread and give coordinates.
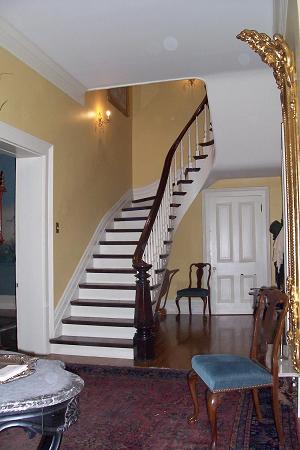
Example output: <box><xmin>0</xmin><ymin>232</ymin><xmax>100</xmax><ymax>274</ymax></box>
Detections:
<box><xmin>173</xmin><ymin>191</ymin><xmax>187</xmax><ymax>196</ymax></box>
<box><xmin>114</xmin><ymin>216</ymin><xmax>147</xmax><ymax>221</ymax></box>
<box><xmin>132</xmin><ymin>196</ymin><xmax>156</xmax><ymax>204</ymax></box>
<box><xmin>160</xmin><ymin>253</ymin><xmax>169</xmax><ymax>259</ymax></box>
<box><xmin>86</xmin><ymin>268</ymin><xmax>136</xmax><ymax>274</ymax></box>
<box><xmin>79</xmin><ymin>282</ymin><xmax>160</xmax><ymax>290</ymax></box>
<box><xmin>62</xmin><ymin>316</ymin><xmax>134</xmax><ymax>326</ymax></box>
<box><xmin>106</xmin><ymin>228</ymin><xmax>143</xmax><ymax>232</ymax></box>
<box><xmin>177</xmin><ymin>179</ymin><xmax>193</xmax><ymax>184</ymax></box>
<box><xmin>122</xmin><ymin>206</ymin><xmax>152</xmax><ymax>211</ymax></box>
<box><xmin>93</xmin><ymin>254</ymin><xmax>133</xmax><ymax>258</ymax></box>
<box><xmin>50</xmin><ymin>335</ymin><xmax>134</xmax><ymax>348</ymax></box>
<box><xmin>194</xmin><ymin>154</ymin><xmax>208</xmax><ymax>160</ymax></box>
<box><xmin>71</xmin><ymin>298</ymin><xmax>156</xmax><ymax>307</ymax></box>
<box><xmin>185</xmin><ymin>168</ymin><xmax>200</xmax><ymax>173</ymax></box>
<box><xmin>71</xmin><ymin>298</ymin><xmax>135</xmax><ymax>307</ymax></box>
<box><xmin>99</xmin><ymin>240</ymin><xmax>138</xmax><ymax>245</ymax></box>
<box><xmin>199</xmin><ymin>139</ymin><xmax>214</xmax><ymax>147</ymax></box>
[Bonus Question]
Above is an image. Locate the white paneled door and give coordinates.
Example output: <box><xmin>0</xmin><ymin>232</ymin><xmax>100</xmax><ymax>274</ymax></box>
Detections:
<box><xmin>203</xmin><ymin>189</ymin><xmax>270</xmax><ymax>314</ymax></box>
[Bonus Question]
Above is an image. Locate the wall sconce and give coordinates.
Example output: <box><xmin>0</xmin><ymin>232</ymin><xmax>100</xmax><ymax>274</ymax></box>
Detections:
<box><xmin>95</xmin><ymin>110</ymin><xmax>111</xmax><ymax>129</ymax></box>
<box><xmin>184</xmin><ymin>78</ymin><xmax>201</xmax><ymax>89</ymax></box>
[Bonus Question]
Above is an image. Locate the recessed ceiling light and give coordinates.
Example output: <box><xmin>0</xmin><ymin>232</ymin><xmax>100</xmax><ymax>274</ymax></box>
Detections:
<box><xmin>163</xmin><ymin>36</ymin><xmax>178</xmax><ymax>52</ymax></box>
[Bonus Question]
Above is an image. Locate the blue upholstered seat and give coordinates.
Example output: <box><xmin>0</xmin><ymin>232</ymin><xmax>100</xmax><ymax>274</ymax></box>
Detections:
<box><xmin>192</xmin><ymin>354</ymin><xmax>272</xmax><ymax>392</ymax></box>
<box><xmin>177</xmin><ymin>288</ymin><xmax>208</xmax><ymax>298</ymax></box>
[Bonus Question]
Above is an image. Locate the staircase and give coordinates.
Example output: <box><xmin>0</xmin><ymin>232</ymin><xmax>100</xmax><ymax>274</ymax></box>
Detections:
<box><xmin>50</xmin><ymin>95</ymin><xmax>214</xmax><ymax>359</ymax></box>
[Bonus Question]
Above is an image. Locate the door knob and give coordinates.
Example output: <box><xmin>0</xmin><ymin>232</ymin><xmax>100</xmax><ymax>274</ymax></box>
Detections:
<box><xmin>213</xmin><ymin>267</ymin><xmax>216</xmax><ymax>271</ymax></box>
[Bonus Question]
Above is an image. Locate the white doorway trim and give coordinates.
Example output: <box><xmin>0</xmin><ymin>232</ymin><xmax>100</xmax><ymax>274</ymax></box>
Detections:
<box><xmin>202</xmin><ymin>187</ymin><xmax>271</xmax><ymax>314</ymax></box>
<box><xmin>0</xmin><ymin>121</ymin><xmax>53</xmax><ymax>354</ymax></box>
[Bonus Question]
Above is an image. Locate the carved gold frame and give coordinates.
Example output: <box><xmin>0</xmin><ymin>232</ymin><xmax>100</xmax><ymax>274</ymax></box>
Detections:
<box><xmin>237</xmin><ymin>30</ymin><xmax>300</xmax><ymax>372</ymax></box>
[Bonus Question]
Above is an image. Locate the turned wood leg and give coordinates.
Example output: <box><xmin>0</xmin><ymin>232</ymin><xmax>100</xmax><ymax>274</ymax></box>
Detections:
<box><xmin>175</xmin><ymin>296</ymin><xmax>181</xmax><ymax>315</ymax></box>
<box><xmin>208</xmin><ymin>294</ymin><xmax>211</xmax><ymax>315</ymax></box>
<box><xmin>206</xmin><ymin>391</ymin><xmax>222</xmax><ymax>450</ymax></box>
<box><xmin>188</xmin><ymin>297</ymin><xmax>192</xmax><ymax>315</ymax></box>
<box><xmin>202</xmin><ymin>297</ymin><xmax>207</xmax><ymax>316</ymax></box>
<box><xmin>252</xmin><ymin>388</ymin><xmax>263</xmax><ymax>421</ymax></box>
<box><xmin>187</xmin><ymin>370</ymin><xmax>200</xmax><ymax>424</ymax></box>
<box><xmin>271</xmin><ymin>385</ymin><xmax>284</xmax><ymax>445</ymax></box>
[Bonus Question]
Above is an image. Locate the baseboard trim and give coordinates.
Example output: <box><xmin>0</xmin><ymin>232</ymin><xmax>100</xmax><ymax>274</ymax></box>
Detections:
<box><xmin>54</xmin><ymin>189</ymin><xmax>132</xmax><ymax>336</ymax></box>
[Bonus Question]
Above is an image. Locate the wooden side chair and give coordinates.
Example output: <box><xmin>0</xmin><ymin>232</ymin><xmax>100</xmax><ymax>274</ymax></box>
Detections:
<box><xmin>187</xmin><ymin>288</ymin><xmax>289</xmax><ymax>449</ymax></box>
<box><xmin>156</xmin><ymin>268</ymin><xmax>179</xmax><ymax>316</ymax></box>
<box><xmin>175</xmin><ymin>263</ymin><xmax>211</xmax><ymax>316</ymax></box>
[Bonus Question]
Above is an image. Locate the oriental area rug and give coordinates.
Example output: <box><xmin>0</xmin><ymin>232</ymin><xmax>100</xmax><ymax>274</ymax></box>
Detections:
<box><xmin>0</xmin><ymin>365</ymin><xmax>298</xmax><ymax>450</ymax></box>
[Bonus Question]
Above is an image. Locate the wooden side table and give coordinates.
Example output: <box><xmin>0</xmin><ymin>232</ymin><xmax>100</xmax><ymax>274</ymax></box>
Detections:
<box><xmin>0</xmin><ymin>357</ymin><xmax>84</xmax><ymax>449</ymax></box>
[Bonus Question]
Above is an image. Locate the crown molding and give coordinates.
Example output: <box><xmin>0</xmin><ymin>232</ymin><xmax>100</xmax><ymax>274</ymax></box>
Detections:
<box><xmin>0</xmin><ymin>17</ymin><xmax>86</xmax><ymax>105</ymax></box>
<box><xmin>273</xmin><ymin>0</ymin><xmax>288</xmax><ymax>36</ymax></box>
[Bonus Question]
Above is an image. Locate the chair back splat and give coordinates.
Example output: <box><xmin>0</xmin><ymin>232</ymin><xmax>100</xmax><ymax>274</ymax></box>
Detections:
<box><xmin>176</xmin><ymin>262</ymin><xmax>211</xmax><ymax>316</ymax></box>
<box><xmin>251</xmin><ymin>288</ymin><xmax>289</xmax><ymax>377</ymax></box>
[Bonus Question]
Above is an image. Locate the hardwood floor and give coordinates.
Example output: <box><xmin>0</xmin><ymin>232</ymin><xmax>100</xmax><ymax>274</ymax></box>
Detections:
<box><xmin>50</xmin><ymin>314</ymin><xmax>254</xmax><ymax>370</ymax></box>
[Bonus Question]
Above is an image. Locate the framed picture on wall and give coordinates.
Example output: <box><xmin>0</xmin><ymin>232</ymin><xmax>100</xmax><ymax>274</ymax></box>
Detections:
<box><xmin>107</xmin><ymin>87</ymin><xmax>129</xmax><ymax>117</ymax></box>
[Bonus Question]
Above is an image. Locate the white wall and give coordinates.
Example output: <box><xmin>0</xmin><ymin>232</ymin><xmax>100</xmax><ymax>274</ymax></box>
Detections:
<box><xmin>205</xmin><ymin>68</ymin><xmax>282</xmax><ymax>182</ymax></box>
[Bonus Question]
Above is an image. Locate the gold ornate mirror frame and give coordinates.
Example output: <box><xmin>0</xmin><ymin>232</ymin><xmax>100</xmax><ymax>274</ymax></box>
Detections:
<box><xmin>237</xmin><ymin>30</ymin><xmax>300</xmax><ymax>372</ymax></box>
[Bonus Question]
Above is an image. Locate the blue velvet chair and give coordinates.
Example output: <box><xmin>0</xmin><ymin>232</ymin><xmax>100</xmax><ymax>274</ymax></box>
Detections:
<box><xmin>175</xmin><ymin>263</ymin><xmax>211</xmax><ymax>315</ymax></box>
<box><xmin>187</xmin><ymin>288</ymin><xmax>289</xmax><ymax>449</ymax></box>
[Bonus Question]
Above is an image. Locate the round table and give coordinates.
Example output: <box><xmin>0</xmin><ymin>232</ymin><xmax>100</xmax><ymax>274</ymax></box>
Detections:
<box><xmin>0</xmin><ymin>357</ymin><xmax>84</xmax><ymax>449</ymax></box>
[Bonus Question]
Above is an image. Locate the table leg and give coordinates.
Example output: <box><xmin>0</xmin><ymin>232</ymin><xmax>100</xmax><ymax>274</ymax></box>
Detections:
<box><xmin>37</xmin><ymin>432</ymin><xmax>63</xmax><ymax>450</ymax></box>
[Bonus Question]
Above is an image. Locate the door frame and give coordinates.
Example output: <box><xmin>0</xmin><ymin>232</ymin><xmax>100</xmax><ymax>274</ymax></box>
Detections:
<box><xmin>202</xmin><ymin>187</ymin><xmax>271</xmax><ymax>313</ymax></box>
<box><xmin>0</xmin><ymin>121</ymin><xmax>53</xmax><ymax>354</ymax></box>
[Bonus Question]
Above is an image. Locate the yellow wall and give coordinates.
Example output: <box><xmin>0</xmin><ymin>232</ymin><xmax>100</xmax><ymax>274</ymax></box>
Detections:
<box><xmin>132</xmin><ymin>80</ymin><xmax>206</xmax><ymax>187</ymax></box>
<box><xmin>0</xmin><ymin>47</ymin><xmax>132</xmax><ymax>306</ymax></box>
<box><xmin>168</xmin><ymin>176</ymin><xmax>282</xmax><ymax>298</ymax></box>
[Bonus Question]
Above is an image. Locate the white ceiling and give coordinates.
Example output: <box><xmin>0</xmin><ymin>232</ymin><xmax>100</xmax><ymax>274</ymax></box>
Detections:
<box><xmin>0</xmin><ymin>0</ymin><xmax>275</xmax><ymax>90</ymax></box>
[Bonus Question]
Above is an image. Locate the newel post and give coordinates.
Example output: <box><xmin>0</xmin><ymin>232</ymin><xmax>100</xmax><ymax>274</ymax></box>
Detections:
<box><xmin>133</xmin><ymin>261</ymin><xmax>155</xmax><ymax>361</ymax></box>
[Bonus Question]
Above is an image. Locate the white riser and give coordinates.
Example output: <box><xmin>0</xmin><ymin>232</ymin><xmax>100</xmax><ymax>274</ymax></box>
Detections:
<box><xmin>50</xmin><ymin>344</ymin><xmax>134</xmax><ymax>359</ymax></box>
<box><xmin>131</xmin><ymin>200</ymin><xmax>153</xmax><ymax>207</ymax></box>
<box><xmin>113</xmin><ymin>219</ymin><xmax>146</xmax><ymax>229</ymax></box>
<box><xmin>86</xmin><ymin>272</ymin><xmax>135</xmax><ymax>283</ymax></box>
<box><xmin>98</xmin><ymin>244</ymin><xmax>136</xmax><ymax>254</ymax></box>
<box><xmin>79</xmin><ymin>287</ymin><xmax>135</xmax><ymax>300</ymax></box>
<box><xmin>93</xmin><ymin>258</ymin><xmax>132</xmax><ymax>269</ymax></box>
<box><xmin>71</xmin><ymin>305</ymin><xmax>135</xmax><ymax>318</ymax></box>
<box><xmin>105</xmin><ymin>231</ymin><xmax>141</xmax><ymax>241</ymax></box>
<box><xmin>121</xmin><ymin>209</ymin><xmax>150</xmax><ymax>218</ymax></box>
<box><xmin>62</xmin><ymin>323</ymin><xmax>135</xmax><ymax>339</ymax></box>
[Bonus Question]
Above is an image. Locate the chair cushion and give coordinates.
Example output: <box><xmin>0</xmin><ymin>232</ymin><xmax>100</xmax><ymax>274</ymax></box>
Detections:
<box><xmin>192</xmin><ymin>354</ymin><xmax>272</xmax><ymax>392</ymax></box>
<box><xmin>176</xmin><ymin>288</ymin><xmax>208</xmax><ymax>298</ymax></box>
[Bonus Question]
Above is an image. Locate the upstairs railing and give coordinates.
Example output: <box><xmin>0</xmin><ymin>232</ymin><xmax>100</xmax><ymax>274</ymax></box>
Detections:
<box><xmin>132</xmin><ymin>94</ymin><xmax>212</xmax><ymax>361</ymax></box>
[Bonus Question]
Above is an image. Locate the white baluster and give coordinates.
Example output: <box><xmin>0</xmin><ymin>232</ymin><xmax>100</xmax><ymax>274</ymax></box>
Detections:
<box><xmin>174</xmin><ymin>150</ymin><xmax>177</xmax><ymax>186</ymax></box>
<box><xmin>188</xmin><ymin>128</ymin><xmax>192</xmax><ymax>168</ymax></box>
<box><xmin>196</xmin><ymin>116</ymin><xmax>199</xmax><ymax>156</ymax></box>
<box><xmin>180</xmin><ymin>141</ymin><xmax>184</xmax><ymax>179</ymax></box>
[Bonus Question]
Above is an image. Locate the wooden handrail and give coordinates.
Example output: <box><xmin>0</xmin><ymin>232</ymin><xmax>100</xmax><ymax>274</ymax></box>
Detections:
<box><xmin>133</xmin><ymin>94</ymin><xmax>208</xmax><ymax>268</ymax></box>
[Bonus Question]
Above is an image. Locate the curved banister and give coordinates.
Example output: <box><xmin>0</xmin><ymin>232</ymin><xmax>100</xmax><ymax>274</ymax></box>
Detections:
<box><xmin>133</xmin><ymin>94</ymin><xmax>208</xmax><ymax>268</ymax></box>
